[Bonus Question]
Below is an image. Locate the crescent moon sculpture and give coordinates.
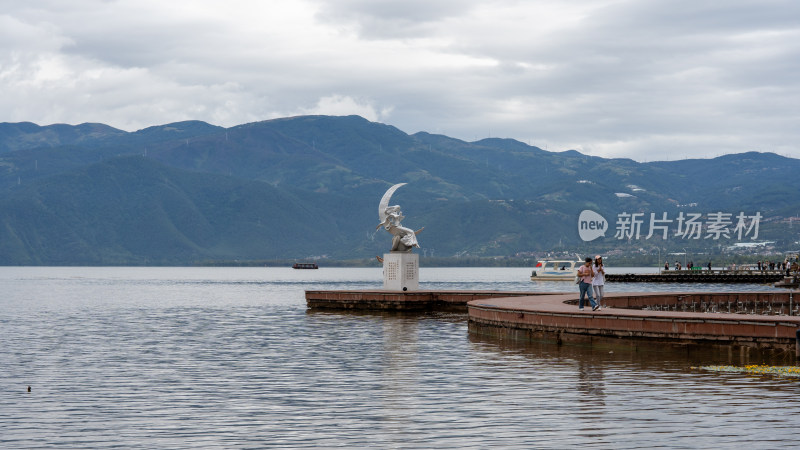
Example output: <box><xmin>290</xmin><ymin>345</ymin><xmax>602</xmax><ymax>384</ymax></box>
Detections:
<box><xmin>376</xmin><ymin>183</ymin><xmax>423</xmax><ymax>252</ymax></box>
<box><xmin>378</xmin><ymin>183</ymin><xmax>406</xmax><ymax>223</ymax></box>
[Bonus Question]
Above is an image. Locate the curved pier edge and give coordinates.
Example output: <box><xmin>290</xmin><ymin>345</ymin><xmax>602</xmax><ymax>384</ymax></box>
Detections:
<box><xmin>467</xmin><ymin>291</ymin><xmax>800</xmax><ymax>355</ymax></box>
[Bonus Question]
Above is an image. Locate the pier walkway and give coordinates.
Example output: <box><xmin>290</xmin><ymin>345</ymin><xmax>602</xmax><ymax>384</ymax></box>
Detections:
<box><xmin>468</xmin><ymin>291</ymin><xmax>800</xmax><ymax>352</ymax></box>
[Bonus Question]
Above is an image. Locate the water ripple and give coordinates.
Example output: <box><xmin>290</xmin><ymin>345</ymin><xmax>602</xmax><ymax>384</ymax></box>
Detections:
<box><xmin>1</xmin><ymin>267</ymin><xmax>799</xmax><ymax>448</ymax></box>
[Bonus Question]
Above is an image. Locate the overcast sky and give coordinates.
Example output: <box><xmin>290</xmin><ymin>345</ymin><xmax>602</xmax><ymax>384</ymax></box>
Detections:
<box><xmin>1</xmin><ymin>1</ymin><xmax>798</xmax><ymax>160</ymax></box>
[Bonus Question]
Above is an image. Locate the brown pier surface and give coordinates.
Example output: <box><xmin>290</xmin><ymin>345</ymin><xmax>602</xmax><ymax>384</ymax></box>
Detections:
<box><xmin>306</xmin><ymin>290</ymin><xmax>559</xmax><ymax>311</ymax></box>
<box><xmin>468</xmin><ymin>291</ymin><xmax>800</xmax><ymax>352</ymax></box>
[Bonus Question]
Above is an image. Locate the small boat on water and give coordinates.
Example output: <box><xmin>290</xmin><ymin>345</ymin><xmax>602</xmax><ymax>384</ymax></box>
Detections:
<box><xmin>530</xmin><ymin>259</ymin><xmax>582</xmax><ymax>281</ymax></box>
<box><xmin>292</xmin><ymin>263</ymin><xmax>319</xmax><ymax>269</ymax></box>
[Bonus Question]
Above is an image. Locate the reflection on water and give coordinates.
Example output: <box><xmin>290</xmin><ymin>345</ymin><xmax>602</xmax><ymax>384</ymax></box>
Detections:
<box><xmin>577</xmin><ymin>358</ymin><xmax>606</xmax><ymax>405</ymax></box>
<box><xmin>466</xmin><ymin>330</ymin><xmax>800</xmax><ymax>447</ymax></box>
<box><xmin>1</xmin><ymin>267</ymin><xmax>798</xmax><ymax>448</ymax></box>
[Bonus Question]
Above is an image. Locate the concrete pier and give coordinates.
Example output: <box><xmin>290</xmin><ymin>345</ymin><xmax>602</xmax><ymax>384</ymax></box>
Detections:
<box><xmin>468</xmin><ymin>292</ymin><xmax>800</xmax><ymax>352</ymax></box>
<box><xmin>306</xmin><ymin>289</ymin><xmax>800</xmax><ymax>353</ymax></box>
<box><xmin>306</xmin><ymin>290</ymin><xmax>557</xmax><ymax>311</ymax></box>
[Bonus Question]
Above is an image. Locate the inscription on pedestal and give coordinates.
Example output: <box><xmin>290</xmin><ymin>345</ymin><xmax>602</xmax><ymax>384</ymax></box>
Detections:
<box><xmin>383</xmin><ymin>252</ymin><xmax>419</xmax><ymax>291</ymax></box>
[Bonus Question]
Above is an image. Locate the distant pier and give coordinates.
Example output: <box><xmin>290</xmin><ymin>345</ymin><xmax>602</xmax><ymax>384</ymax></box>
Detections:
<box><xmin>607</xmin><ymin>269</ymin><xmax>785</xmax><ymax>283</ymax></box>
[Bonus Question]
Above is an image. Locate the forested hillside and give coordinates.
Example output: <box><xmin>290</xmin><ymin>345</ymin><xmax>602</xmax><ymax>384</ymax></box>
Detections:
<box><xmin>0</xmin><ymin>115</ymin><xmax>797</xmax><ymax>265</ymax></box>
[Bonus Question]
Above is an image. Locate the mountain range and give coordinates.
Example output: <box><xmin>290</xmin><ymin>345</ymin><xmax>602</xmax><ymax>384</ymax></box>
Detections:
<box><xmin>1</xmin><ymin>115</ymin><xmax>798</xmax><ymax>265</ymax></box>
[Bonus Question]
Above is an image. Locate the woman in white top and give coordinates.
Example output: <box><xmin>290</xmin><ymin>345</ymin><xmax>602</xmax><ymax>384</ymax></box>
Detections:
<box><xmin>592</xmin><ymin>255</ymin><xmax>605</xmax><ymax>307</ymax></box>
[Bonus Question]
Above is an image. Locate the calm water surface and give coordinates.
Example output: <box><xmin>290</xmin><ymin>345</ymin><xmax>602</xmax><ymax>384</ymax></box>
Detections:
<box><xmin>1</xmin><ymin>266</ymin><xmax>798</xmax><ymax>448</ymax></box>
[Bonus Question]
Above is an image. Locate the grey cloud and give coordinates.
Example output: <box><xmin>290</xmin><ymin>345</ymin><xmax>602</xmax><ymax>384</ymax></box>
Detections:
<box><xmin>312</xmin><ymin>0</ymin><xmax>481</xmax><ymax>38</ymax></box>
<box><xmin>0</xmin><ymin>0</ymin><xmax>798</xmax><ymax>160</ymax></box>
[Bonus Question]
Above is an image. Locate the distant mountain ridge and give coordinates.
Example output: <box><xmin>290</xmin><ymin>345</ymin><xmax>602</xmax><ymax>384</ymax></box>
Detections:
<box><xmin>0</xmin><ymin>115</ymin><xmax>797</xmax><ymax>265</ymax></box>
<box><xmin>0</xmin><ymin>122</ymin><xmax>126</xmax><ymax>153</ymax></box>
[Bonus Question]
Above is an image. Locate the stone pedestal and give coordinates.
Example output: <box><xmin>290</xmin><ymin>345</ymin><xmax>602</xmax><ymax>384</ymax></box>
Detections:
<box><xmin>383</xmin><ymin>252</ymin><xmax>419</xmax><ymax>291</ymax></box>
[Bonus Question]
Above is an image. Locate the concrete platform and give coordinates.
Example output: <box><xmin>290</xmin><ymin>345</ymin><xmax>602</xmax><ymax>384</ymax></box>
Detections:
<box><xmin>468</xmin><ymin>291</ymin><xmax>800</xmax><ymax>352</ymax></box>
<box><xmin>305</xmin><ymin>290</ymin><xmax>559</xmax><ymax>311</ymax></box>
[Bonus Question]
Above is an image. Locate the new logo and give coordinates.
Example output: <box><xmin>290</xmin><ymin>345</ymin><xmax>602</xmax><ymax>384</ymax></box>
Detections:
<box><xmin>578</xmin><ymin>210</ymin><xmax>607</xmax><ymax>241</ymax></box>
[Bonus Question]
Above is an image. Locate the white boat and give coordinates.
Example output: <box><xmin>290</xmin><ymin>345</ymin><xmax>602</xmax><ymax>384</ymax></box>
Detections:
<box><xmin>530</xmin><ymin>259</ymin><xmax>583</xmax><ymax>281</ymax></box>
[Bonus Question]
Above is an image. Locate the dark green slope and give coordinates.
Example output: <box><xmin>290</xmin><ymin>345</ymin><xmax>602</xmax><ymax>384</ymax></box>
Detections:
<box><xmin>0</xmin><ymin>120</ymin><xmax>229</xmax><ymax>190</ymax></box>
<box><xmin>145</xmin><ymin>120</ymin><xmax>350</xmax><ymax>189</ymax></box>
<box><xmin>229</xmin><ymin>116</ymin><xmax>500</xmax><ymax>199</ymax></box>
<box><xmin>647</xmin><ymin>152</ymin><xmax>800</xmax><ymax>210</ymax></box>
<box><xmin>135</xmin><ymin>116</ymin><xmax>508</xmax><ymax>200</ymax></box>
<box><xmin>0</xmin><ymin>156</ymin><xmax>354</xmax><ymax>265</ymax></box>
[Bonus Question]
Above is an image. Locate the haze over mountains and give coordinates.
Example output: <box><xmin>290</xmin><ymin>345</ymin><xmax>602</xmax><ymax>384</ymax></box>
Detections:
<box><xmin>0</xmin><ymin>115</ymin><xmax>797</xmax><ymax>265</ymax></box>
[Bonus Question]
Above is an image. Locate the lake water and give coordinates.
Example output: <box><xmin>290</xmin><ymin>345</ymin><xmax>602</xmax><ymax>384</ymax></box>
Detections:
<box><xmin>1</xmin><ymin>266</ymin><xmax>798</xmax><ymax>448</ymax></box>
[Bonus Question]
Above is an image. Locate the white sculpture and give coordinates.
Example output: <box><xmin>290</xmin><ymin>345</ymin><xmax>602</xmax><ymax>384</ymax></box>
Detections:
<box><xmin>377</xmin><ymin>183</ymin><xmax>423</xmax><ymax>252</ymax></box>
